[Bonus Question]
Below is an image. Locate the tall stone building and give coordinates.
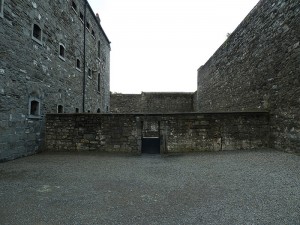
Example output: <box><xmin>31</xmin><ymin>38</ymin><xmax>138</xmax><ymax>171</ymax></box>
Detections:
<box><xmin>196</xmin><ymin>0</ymin><xmax>300</xmax><ymax>152</ymax></box>
<box><xmin>0</xmin><ymin>0</ymin><xmax>111</xmax><ymax>161</ymax></box>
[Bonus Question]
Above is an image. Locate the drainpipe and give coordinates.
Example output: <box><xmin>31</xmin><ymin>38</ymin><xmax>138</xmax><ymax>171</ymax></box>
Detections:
<box><xmin>82</xmin><ymin>0</ymin><xmax>87</xmax><ymax>112</ymax></box>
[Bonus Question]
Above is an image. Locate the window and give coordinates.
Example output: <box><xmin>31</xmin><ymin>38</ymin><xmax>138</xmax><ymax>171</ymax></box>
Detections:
<box><xmin>32</xmin><ymin>24</ymin><xmax>42</xmax><ymax>44</ymax></box>
<box><xmin>106</xmin><ymin>106</ymin><xmax>109</xmax><ymax>112</ymax></box>
<box><xmin>71</xmin><ymin>1</ymin><xmax>77</xmax><ymax>12</ymax></box>
<box><xmin>97</xmin><ymin>108</ymin><xmax>100</xmax><ymax>113</ymax></box>
<box><xmin>88</xmin><ymin>68</ymin><xmax>92</xmax><ymax>78</ymax></box>
<box><xmin>59</xmin><ymin>43</ymin><xmax>65</xmax><ymax>60</ymax></box>
<box><xmin>91</xmin><ymin>30</ymin><xmax>95</xmax><ymax>38</ymax></box>
<box><xmin>97</xmin><ymin>41</ymin><xmax>100</xmax><ymax>58</ymax></box>
<box><xmin>97</xmin><ymin>73</ymin><xmax>100</xmax><ymax>92</ymax></box>
<box><xmin>87</xmin><ymin>110</ymin><xmax>91</xmax><ymax>113</ymax></box>
<box><xmin>0</xmin><ymin>0</ymin><xmax>4</xmax><ymax>18</ymax></box>
<box><xmin>86</xmin><ymin>22</ymin><xmax>90</xmax><ymax>30</ymax></box>
<box><xmin>75</xmin><ymin>108</ymin><xmax>79</xmax><ymax>113</ymax></box>
<box><xmin>57</xmin><ymin>105</ymin><xmax>63</xmax><ymax>113</ymax></box>
<box><xmin>79</xmin><ymin>12</ymin><xmax>84</xmax><ymax>22</ymax></box>
<box><xmin>76</xmin><ymin>58</ymin><xmax>81</xmax><ymax>70</ymax></box>
<box><xmin>29</xmin><ymin>98</ymin><xmax>40</xmax><ymax>118</ymax></box>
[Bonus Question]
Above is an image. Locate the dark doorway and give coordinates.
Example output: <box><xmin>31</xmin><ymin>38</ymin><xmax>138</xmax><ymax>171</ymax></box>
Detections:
<box><xmin>142</xmin><ymin>137</ymin><xmax>160</xmax><ymax>154</ymax></box>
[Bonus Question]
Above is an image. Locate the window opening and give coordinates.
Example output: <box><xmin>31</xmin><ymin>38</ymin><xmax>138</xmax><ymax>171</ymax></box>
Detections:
<box><xmin>32</xmin><ymin>24</ymin><xmax>42</xmax><ymax>43</ymax></box>
<box><xmin>57</xmin><ymin>105</ymin><xmax>63</xmax><ymax>113</ymax></box>
<box><xmin>79</xmin><ymin>12</ymin><xmax>84</xmax><ymax>22</ymax></box>
<box><xmin>71</xmin><ymin>1</ymin><xmax>77</xmax><ymax>11</ymax></box>
<box><xmin>30</xmin><ymin>100</ymin><xmax>40</xmax><ymax>116</ymax></box>
<box><xmin>88</xmin><ymin>68</ymin><xmax>92</xmax><ymax>78</ymax></box>
<box><xmin>91</xmin><ymin>30</ymin><xmax>95</xmax><ymax>38</ymax></box>
<box><xmin>59</xmin><ymin>44</ymin><xmax>65</xmax><ymax>60</ymax></box>
<box><xmin>97</xmin><ymin>108</ymin><xmax>100</xmax><ymax>113</ymax></box>
<box><xmin>75</xmin><ymin>108</ymin><xmax>79</xmax><ymax>113</ymax></box>
<box><xmin>87</xmin><ymin>110</ymin><xmax>91</xmax><ymax>113</ymax></box>
<box><xmin>76</xmin><ymin>59</ymin><xmax>81</xmax><ymax>69</ymax></box>
<box><xmin>86</xmin><ymin>22</ymin><xmax>90</xmax><ymax>30</ymax></box>
<box><xmin>106</xmin><ymin>106</ymin><xmax>109</xmax><ymax>112</ymax></box>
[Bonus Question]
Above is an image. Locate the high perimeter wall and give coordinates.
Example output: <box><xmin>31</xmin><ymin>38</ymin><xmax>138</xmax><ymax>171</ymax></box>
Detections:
<box><xmin>111</xmin><ymin>92</ymin><xmax>196</xmax><ymax>113</ymax></box>
<box><xmin>197</xmin><ymin>0</ymin><xmax>300</xmax><ymax>152</ymax></box>
<box><xmin>45</xmin><ymin>112</ymin><xmax>269</xmax><ymax>154</ymax></box>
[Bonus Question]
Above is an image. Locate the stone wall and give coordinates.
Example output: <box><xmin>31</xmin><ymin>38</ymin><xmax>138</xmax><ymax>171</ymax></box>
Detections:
<box><xmin>45</xmin><ymin>112</ymin><xmax>270</xmax><ymax>153</ymax></box>
<box><xmin>0</xmin><ymin>0</ymin><xmax>110</xmax><ymax>161</ymax></box>
<box><xmin>197</xmin><ymin>0</ymin><xmax>300</xmax><ymax>152</ymax></box>
<box><xmin>111</xmin><ymin>92</ymin><xmax>195</xmax><ymax>113</ymax></box>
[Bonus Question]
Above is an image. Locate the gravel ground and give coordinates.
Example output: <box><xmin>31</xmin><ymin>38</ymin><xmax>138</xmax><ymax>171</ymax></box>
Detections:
<box><xmin>0</xmin><ymin>150</ymin><xmax>299</xmax><ymax>225</ymax></box>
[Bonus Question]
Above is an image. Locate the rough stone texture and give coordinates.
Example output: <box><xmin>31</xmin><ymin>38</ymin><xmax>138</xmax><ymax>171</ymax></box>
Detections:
<box><xmin>45</xmin><ymin>112</ymin><xmax>269</xmax><ymax>154</ymax></box>
<box><xmin>111</xmin><ymin>92</ymin><xmax>195</xmax><ymax>113</ymax></box>
<box><xmin>1</xmin><ymin>151</ymin><xmax>299</xmax><ymax>225</ymax></box>
<box><xmin>196</xmin><ymin>0</ymin><xmax>300</xmax><ymax>152</ymax></box>
<box><xmin>0</xmin><ymin>0</ymin><xmax>110</xmax><ymax>161</ymax></box>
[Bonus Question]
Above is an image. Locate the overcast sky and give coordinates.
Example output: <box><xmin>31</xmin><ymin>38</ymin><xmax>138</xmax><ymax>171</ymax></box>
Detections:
<box><xmin>88</xmin><ymin>0</ymin><xmax>260</xmax><ymax>93</ymax></box>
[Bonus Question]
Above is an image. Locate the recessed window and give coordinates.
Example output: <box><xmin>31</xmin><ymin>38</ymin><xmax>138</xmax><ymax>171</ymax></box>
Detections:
<box><xmin>88</xmin><ymin>68</ymin><xmax>92</xmax><ymax>78</ymax></box>
<box><xmin>29</xmin><ymin>98</ymin><xmax>40</xmax><ymax>118</ymax></box>
<box><xmin>76</xmin><ymin>58</ymin><xmax>81</xmax><ymax>70</ymax></box>
<box><xmin>87</xmin><ymin>110</ymin><xmax>91</xmax><ymax>113</ymax></box>
<box><xmin>97</xmin><ymin>40</ymin><xmax>100</xmax><ymax>58</ymax></box>
<box><xmin>106</xmin><ymin>106</ymin><xmax>109</xmax><ymax>112</ymax></box>
<box><xmin>79</xmin><ymin>12</ymin><xmax>84</xmax><ymax>22</ymax></box>
<box><xmin>71</xmin><ymin>1</ymin><xmax>77</xmax><ymax>12</ymax></box>
<box><xmin>91</xmin><ymin>30</ymin><xmax>95</xmax><ymax>38</ymax></box>
<box><xmin>0</xmin><ymin>0</ymin><xmax>4</xmax><ymax>18</ymax></box>
<box><xmin>32</xmin><ymin>24</ymin><xmax>42</xmax><ymax>43</ymax></box>
<box><xmin>97</xmin><ymin>108</ymin><xmax>100</xmax><ymax>113</ymax></box>
<box><xmin>57</xmin><ymin>105</ymin><xmax>63</xmax><ymax>113</ymax></box>
<box><xmin>97</xmin><ymin>73</ymin><xmax>100</xmax><ymax>92</ymax></box>
<box><xmin>59</xmin><ymin>43</ymin><xmax>65</xmax><ymax>60</ymax></box>
<box><xmin>75</xmin><ymin>108</ymin><xmax>79</xmax><ymax>113</ymax></box>
<box><xmin>86</xmin><ymin>22</ymin><xmax>90</xmax><ymax>30</ymax></box>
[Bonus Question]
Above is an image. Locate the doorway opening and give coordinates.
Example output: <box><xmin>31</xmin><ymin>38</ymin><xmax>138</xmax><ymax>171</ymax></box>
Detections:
<box><xmin>142</xmin><ymin>137</ymin><xmax>160</xmax><ymax>154</ymax></box>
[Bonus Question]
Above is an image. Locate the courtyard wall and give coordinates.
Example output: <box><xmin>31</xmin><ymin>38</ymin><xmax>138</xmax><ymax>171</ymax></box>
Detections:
<box><xmin>45</xmin><ymin>112</ymin><xmax>270</xmax><ymax>154</ymax></box>
<box><xmin>197</xmin><ymin>0</ymin><xmax>300</xmax><ymax>152</ymax></box>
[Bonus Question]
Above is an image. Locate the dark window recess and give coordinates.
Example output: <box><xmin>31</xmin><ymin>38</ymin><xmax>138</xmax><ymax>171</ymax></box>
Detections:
<box><xmin>75</xmin><ymin>108</ymin><xmax>79</xmax><ymax>113</ymax></box>
<box><xmin>59</xmin><ymin>45</ymin><xmax>65</xmax><ymax>58</ymax></box>
<box><xmin>88</xmin><ymin>68</ymin><xmax>92</xmax><ymax>78</ymax></box>
<box><xmin>97</xmin><ymin>108</ymin><xmax>100</xmax><ymax>113</ymax></box>
<box><xmin>33</xmin><ymin>24</ymin><xmax>42</xmax><ymax>41</ymax></box>
<box><xmin>76</xmin><ymin>59</ymin><xmax>80</xmax><ymax>69</ymax></box>
<box><xmin>71</xmin><ymin>1</ymin><xmax>77</xmax><ymax>11</ymax></box>
<box><xmin>30</xmin><ymin>100</ymin><xmax>39</xmax><ymax>116</ymax></box>
<box><xmin>98</xmin><ymin>73</ymin><xmax>100</xmax><ymax>91</ymax></box>
<box><xmin>57</xmin><ymin>105</ymin><xmax>63</xmax><ymax>113</ymax></box>
<box><xmin>106</xmin><ymin>106</ymin><xmax>109</xmax><ymax>112</ymax></box>
<box><xmin>92</xmin><ymin>30</ymin><xmax>95</xmax><ymax>37</ymax></box>
<box><xmin>86</xmin><ymin>22</ymin><xmax>90</xmax><ymax>30</ymax></box>
<box><xmin>87</xmin><ymin>110</ymin><xmax>90</xmax><ymax>113</ymax></box>
<box><xmin>97</xmin><ymin>41</ymin><xmax>100</xmax><ymax>58</ymax></box>
<box><xmin>80</xmin><ymin>12</ymin><xmax>84</xmax><ymax>21</ymax></box>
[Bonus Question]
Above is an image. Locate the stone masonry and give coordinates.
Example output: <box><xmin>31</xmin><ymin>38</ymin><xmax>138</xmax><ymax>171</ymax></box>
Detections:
<box><xmin>0</xmin><ymin>0</ymin><xmax>110</xmax><ymax>161</ymax></box>
<box><xmin>111</xmin><ymin>92</ymin><xmax>196</xmax><ymax>113</ymax></box>
<box><xmin>45</xmin><ymin>112</ymin><xmax>269</xmax><ymax>154</ymax></box>
<box><xmin>197</xmin><ymin>0</ymin><xmax>300</xmax><ymax>152</ymax></box>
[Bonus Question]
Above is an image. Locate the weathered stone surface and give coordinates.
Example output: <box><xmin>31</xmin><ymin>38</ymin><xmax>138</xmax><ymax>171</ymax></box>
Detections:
<box><xmin>0</xmin><ymin>0</ymin><xmax>110</xmax><ymax>161</ymax></box>
<box><xmin>111</xmin><ymin>92</ymin><xmax>196</xmax><ymax>113</ymax></box>
<box><xmin>45</xmin><ymin>112</ymin><xmax>270</xmax><ymax>154</ymax></box>
<box><xmin>196</xmin><ymin>0</ymin><xmax>300</xmax><ymax>152</ymax></box>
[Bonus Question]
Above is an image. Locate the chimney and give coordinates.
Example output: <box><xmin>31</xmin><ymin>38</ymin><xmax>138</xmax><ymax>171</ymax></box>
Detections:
<box><xmin>96</xmin><ymin>13</ymin><xmax>101</xmax><ymax>23</ymax></box>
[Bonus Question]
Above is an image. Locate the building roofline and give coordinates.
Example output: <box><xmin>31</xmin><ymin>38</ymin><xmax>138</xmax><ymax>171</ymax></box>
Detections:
<box><xmin>86</xmin><ymin>0</ymin><xmax>111</xmax><ymax>46</ymax></box>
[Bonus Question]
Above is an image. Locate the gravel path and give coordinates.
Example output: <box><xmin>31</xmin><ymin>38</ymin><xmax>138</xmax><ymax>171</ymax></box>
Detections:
<box><xmin>0</xmin><ymin>150</ymin><xmax>299</xmax><ymax>225</ymax></box>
